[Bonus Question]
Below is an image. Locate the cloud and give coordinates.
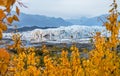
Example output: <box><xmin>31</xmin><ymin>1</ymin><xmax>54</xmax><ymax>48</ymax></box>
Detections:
<box><xmin>20</xmin><ymin>0</ymin><xmax>119</xmax><ymax>19</ymax></box>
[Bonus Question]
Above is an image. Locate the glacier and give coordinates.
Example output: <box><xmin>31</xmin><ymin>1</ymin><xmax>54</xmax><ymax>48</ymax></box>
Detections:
<box><xmin>3</xmin><ymin>25</ymin><xmax>111</xmax><ymax>44</ymax></box>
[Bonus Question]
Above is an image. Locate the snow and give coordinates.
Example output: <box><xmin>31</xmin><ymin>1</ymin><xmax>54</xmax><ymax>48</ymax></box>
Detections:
<box><xmin>3</xmin><ymin>25</ymin><xmax>110</xmax><ymax>44</ymax></box>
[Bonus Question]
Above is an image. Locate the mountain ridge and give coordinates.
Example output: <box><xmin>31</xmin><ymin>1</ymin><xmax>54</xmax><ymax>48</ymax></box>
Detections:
<box><xmin>66</xmin><ymin>14</ymin><xmax>108</xmax><ymax>26</ymax></box>
<box><xmin>11</xmin><ymin>12</ymin><xmax>120</xmax><ymax>28</ymax></box>
<box><xmin>13</xmin><ymin>12</ymin><xmax>73</xmax><ymax>28</ymax></box>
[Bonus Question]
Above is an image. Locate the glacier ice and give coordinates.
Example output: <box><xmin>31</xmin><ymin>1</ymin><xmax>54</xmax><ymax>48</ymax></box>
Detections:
<box><xmin>3</xmin><ymin>25</ymin><xmax>111</xmax><ymax>43</ymax></box>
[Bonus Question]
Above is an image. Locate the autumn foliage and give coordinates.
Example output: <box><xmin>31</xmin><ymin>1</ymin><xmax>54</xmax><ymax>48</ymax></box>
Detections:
<box><xmin>0</xmin><ymin>0</ymin><xmax>120</xmax><ymax>76</ymax></box>
<box><xmin>0</xmin><ymin>48</ymin><xmax>10</xmax><ymax>75</ymax></box>
<box><xmin>0</xmin><ymin>0</ymin><xmax>20</xmax><ymax>39</ymax></box>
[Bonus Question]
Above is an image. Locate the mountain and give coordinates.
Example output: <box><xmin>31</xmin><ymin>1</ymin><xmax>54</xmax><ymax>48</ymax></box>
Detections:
<box><xmin>12</xmin><ymin>12</ymin><xmax>120</xmax><ymax>28</ymax></box>
<box><xmin>67</xmin><ymin>14</ymin><xmax>120</xmax><ymax>26</ymax></box>
<box><xmin>13</xmin><ymin>13</ymin><xmax>72</xmax><ymax>28</ymax></box>
<box><xmin>66</xmin><ymin>14</ymin><xmax>108</xmax><ymax>26</ymax></box>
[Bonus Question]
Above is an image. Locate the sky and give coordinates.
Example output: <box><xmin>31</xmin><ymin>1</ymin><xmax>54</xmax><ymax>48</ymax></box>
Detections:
<box><xmin>19</xmin><ymin>0</ymin><xmax>120</xmax><ymax>19</ymax></box>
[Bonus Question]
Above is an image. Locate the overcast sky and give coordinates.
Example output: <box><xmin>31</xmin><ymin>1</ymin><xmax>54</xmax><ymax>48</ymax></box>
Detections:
<box><xmin>20</xmin><ymin>0</ymin><xmax>120</xmax><ymax>19</ymax></box>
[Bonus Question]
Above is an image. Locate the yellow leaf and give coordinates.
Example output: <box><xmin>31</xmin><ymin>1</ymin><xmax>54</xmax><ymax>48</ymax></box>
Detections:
<box><xmin>16</xmin><ymin>6</ymin><xmax>20</xmax><ymax>16</ymax></box>
<box><xmin>11</xmin><ymin>0</ymin><xmax>16</xmax><ymax>5</ymax></box>
<box><xmin>6</xmin><ymin>0</ymin><xmax>16</xmax><ymax>6</ymax></box>
<box><xmin>0</xmin><ymin>28</ymin><xmax>3</xmax><ymax>40</ymax></box>
<box><xmin>0</xmin><ymin>22</ymin><xmax>7</xmax><ymax>31</ymax></box>
<box><xmin>0</xmin><ymin>9</ymin><xmax>6</xmax><ymax>20</ymax></box>
<box><xmin>1</xmin><ymin>64</ymin><xmax>8</xmax><ymax>75</ymax></box>
<box><xmin>6</xmin><ymin>7</ymin><xmax>11</xmax><ymax>13</ymax></box>
<box><xmin>2</xmin><ymin>24</ymin><xmax>7</xmax><ymax>31</ymax></box>
<box><xmin>7</xmin><ymin>17</ymin><xmax>13</xmax><ymax>24</ymax></box>
<box><xmin>0</xmin><ymin>0</ymin><xmax>7</xmax><ymax>6</ymax></box>
<box><xmin>118</xmin><ymin>22</ymin><xmax>120</xmax><ymax>29</ymax></box>
<box><xmin>6</xmin><ymin>0</ymin><xmax>11</xmax><ymax>13</ymax></box>
<box><xmin>13</xmin><ymin>15</ymin><xmax>19</xmax><ymax>21</ymax></box>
